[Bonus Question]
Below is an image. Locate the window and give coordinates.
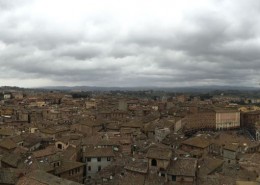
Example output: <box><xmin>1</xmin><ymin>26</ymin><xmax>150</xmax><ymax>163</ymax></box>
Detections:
<box><xmin>151</xmin><ymin>159</ymin><xmax>157</xmax><ymax>166</ymax></box>
<box><xmin>97</xmin><ymin>157</ymin><xmax>101</xmax><ymax>162</ymax></box>
<box><xmin>107</xmin><ymin>157</ymin><xmax>111</xmax><ymax>161</ymax></box>
<box><xmin>87</xmin><ymin>157</ymin><xmax>91</xmax><ymax>162</ymax></box>
<box><xmin>57</xmin><ymin>144</ymin><xmax>62</xmax><ymax>149</ymax></box>
<box><xmin>88</xmin><ymin>166</ymin><xmax>91</xmax><ymax>171</ymax></box>
<box><xmin>98</xmin><ymin>166</ymin><xmax>101</xmax><ymax>171</ymax></box>
<box><xmin>69</xmin><ymin>169</ymin><xmax>74</xmax><ymax>176</ymax></box>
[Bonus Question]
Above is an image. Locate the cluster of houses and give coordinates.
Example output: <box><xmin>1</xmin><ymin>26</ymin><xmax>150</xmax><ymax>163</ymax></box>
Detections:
<box><xmin>0</xmin><ymin>89</ymin><xmax>260</xmax><ymax>185</ymax></box>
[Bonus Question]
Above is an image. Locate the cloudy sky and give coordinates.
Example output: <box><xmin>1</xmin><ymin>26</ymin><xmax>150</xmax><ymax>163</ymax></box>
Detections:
<box><xmin>0</xmin><ymin>0</ymin><xmax>260</xmax><ymax>87</ymax></box>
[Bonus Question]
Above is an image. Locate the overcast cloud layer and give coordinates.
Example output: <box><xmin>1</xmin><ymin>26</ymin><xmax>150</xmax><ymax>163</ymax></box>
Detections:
<box><xmin>0</xmin><ymin>0</ymin><xmax>260</xmax><ymax>87</ymax></box>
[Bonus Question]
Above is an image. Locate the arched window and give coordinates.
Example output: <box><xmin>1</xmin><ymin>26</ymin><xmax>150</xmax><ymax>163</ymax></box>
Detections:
<box><xmin>151</xmin><ymin>159</ymin><xmax>157</xmax><ymax>166</ymax></box>
<box><xmin>57</xmin><ymin>143</ymin><xmax>63</xmax><ymax>149</ymax></box>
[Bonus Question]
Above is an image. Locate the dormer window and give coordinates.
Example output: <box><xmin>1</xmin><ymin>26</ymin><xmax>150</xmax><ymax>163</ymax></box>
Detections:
<box><xmin>53</xmin><ymin>161</ymin><xmax>60</xmax><ymax>167</ymax></box>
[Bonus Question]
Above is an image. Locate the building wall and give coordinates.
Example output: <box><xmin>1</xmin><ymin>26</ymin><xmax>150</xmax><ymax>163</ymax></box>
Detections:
<box><xmin>17</xmin><ymin>112</ymin><xmax>29</xmax><ymax>122</ymax></box>
<box><xmin>148</xmin><ymin>158</ymin><xmax>170</xmax><ymax>171</ymax></box>
<box><xmin>209</xmin><ymin>143</ymin><xmax>223</xmax><ymax>156</ymax></box>
<box><xmin>181</xmin><ymin>144</ymin><xmax>208</xmax><ymax>155</ymax></box>
<box><xmin>40</xmin><ymin>132</ymin><xmax>55</xmax><ymax>139</ymax></box>
<box><xmin>174</xmin><ymin>119</ymin><xmax>182</xmax><ymax>133</ymax></box>
<box><xmin>3</xmin><ymin>94</ymin><xmax>11</xmax><ymax>100</ymax></box>
<box><xmin>59</xmin><ymin>166</ymin><xmax>84</xmax><ymax>184</ymax></box>
<box><xmin>185</xmin><ymin>112</ymin><xmax>216</xmax><ymax>131</ymax></box>
<box><xmin>118</xmin><ymin>100</ymin><xmax>128</xmax><ymax>111</ymax></box>
<box><xmin>223</xmin><ymin>149</ymin><xmax>237</xmax><ymax>164</ymax></box>
<box><xmin>85</xmin><ymin>101</ymin><xmax>97</xmax><ymax>109</ymax></box>
<box><xmin>168</xmin><ymin>175</ymin><xmax>194</xmax><ymax>183</ymax></box>
<box><xmin>55</xmin><ymin>141</ymin><xmax>69</xmax><ymax>150</ymax></box>
<box><xmin>256</xmin><ymin>129</ymin><xmax>260</xmax><ymax>141</ymax></box>
<box><xmin>155</xmin><ymin>128</ymin><xmax>171</xmax><ymax>142</ymax></box>
<box><xmin>28</xmin><ymin>143</ymin><xmax>41</xmax><ymax>151</ymax></box>
<box><xmin>71</xmin><ymin>124</ymin><xmax>92</xmax><ymax>136</ymax></box>
<box><xmin>216</xmin><ymin>112</ymin><xmax>240</xmax><ymax>130</ymax></box>
<box><xmin>241</xmin><ymin>112</ymin><xmax>260</xmax><ymax>127</ymax></box>
<box><xmin>85</xmin><ymin>157</ymin><xmax>113</xmax><ymax>179</ymax></box>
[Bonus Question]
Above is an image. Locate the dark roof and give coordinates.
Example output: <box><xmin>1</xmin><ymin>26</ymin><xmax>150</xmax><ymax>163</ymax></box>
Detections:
<box><xmin>0</xmin><ymin>138</ymin><xmax>17</xmax><ymax>150</ymax></box>
<box><xmin>83</xmin><ymin>147</ymin><xmax>115</xmax><ymax>157</ymax></box>
<box><xmin>199</xmin><ymin>157</ymin><xmax>224</xmax><ymax>176</ymax></box>
<box><xmin>0</xmin><ymin>168</ymin><xmax>23</xmax><ymax>184</ymax></box>
<box><xmin>0</xmin><ymin>128</ymin><xmax>14</xmax><ymax>136</ymax></box>
<box><xmin>223</xmin><ymin>144</ymin><xmax>239</xmax><ymax>152</ymax></box>
<box><xmin>55</xmin><ymin>161</ymin><xmax>85</xmax><ymax>174</ymax></box>
<box><xmin>121</xmin><ymin>119</ymin><xmax>143</xmax><ymax>128</ymax></box>
<box><xmin>167</xmin><ymin>158</ymin><xmax>197</xmax><ymax>177</ymax></box>
<box><xmin>33</xmin><ymin>146</ymin><xmax>59</xmax><ymax>158</ymax></box>
<box><xmin>1</xmin><ymin>153</ymin><xmax>22</xmax><ymax>168</ymax></box>
<box><xmin>124</xmin><ymin>160</ymin><xmax>148</xmax><ymax>173</ymax></box>
<box><xmin>23</xmin><ymin>134</ymin><xmax>42</xmax><ymax>147</ymax></box>
<box><xmin>61</xmin><ymin>146</ymin><xmax>78</xmax><ymax>160</ymax></box>
<box><xmin>118</xmin><ymin>173</ymin><xmax>145</xmax><ymax>185</ymax></box>
<box><xmin>40</xmin><ymin>125</ymin><xmax>69</xmax><ymax>134</ymax></box>
<box><xmin>146</xmin><ymin>147</ymin><xmax>172</xmax><ymax>160</ymax></box>
<box><xmin>10</xmin><ymin>135</ymin><xmax>23</xmax><ymax>143</ymax></box>
<box><xmin>214</xmin><ymin>108</ymin><xmax>239</xmax><ymax>113</ymax></box>
<box><xmin>16</xmin><ymin>170</ymin><xmax>83</xmax><ymax>185</ymax></box>
<box><xmin>181</xmin><ymin>136</ymin><xmax>210</xmax><ymax>149</ymax></box>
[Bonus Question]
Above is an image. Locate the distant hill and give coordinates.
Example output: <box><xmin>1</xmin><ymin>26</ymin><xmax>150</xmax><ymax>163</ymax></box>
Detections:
<box><xmin>1</xmin><ymin>85</ymin><xmax>259</xmax><ymax>93</ymax></box>
<box><xmin>39</xmin><ymin>85</ymin><xmax>260</xmax><ymax>93</ymax></box>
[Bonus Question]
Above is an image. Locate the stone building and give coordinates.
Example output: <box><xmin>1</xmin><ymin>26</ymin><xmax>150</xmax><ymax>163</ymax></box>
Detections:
<box><xmin>167</xmin><ymin>158</ymin><xmax>198</xmax><ymax>183</ymax></box>
<box><xmin>241</xmin><ymin>111</ymin><xmax>260</xmax><ymax>140</ymax></box>
<box><xmin>146</xmin><ymin>147</ymin><xmax>172</xmax><ymax>178</ymax></box>
<box><xmin>83</xmin><ymin>147</ymin><xmax>115</xmax><ymax>180</ymax></box>
<box><xmin>215</xmin><ymin>109</ymin><xmax>240</xmax><ymax>130</ymax></box>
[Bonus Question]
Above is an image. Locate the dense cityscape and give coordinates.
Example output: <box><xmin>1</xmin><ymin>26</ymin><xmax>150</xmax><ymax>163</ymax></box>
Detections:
<box><xmin>0</xmin><ymin>86</ymin><xmax>259</xmax><ymax>185</ymax></box>
<box><xmin>1</xmin><ymin>0</ymin><xmax>260</xmax><ymax>184</ymax></box>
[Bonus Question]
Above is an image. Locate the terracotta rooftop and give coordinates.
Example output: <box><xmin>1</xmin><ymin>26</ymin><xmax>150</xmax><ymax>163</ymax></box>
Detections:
<box><xmin>236</xmin><ymin>181</ymin><xmax>260</xmax><ymax>185</ymax></box>
<box><xmin>118</xmin><ymin>173</ymin><xmax>145</xmax><ymax>185</ymax></box>
<box><xmin>167</xmin><ymin>158</ymin><xmax>197</xmax><ymax>177</ymax></box>
<box><xmin>146</xmin><ymin>147</ymin><xmax>172</xmax><ymax>160</ymax></box>
<box><xmin>83</xmin><ymin>147</ymin><xmax>115</xmax><ymax>157</ymax></box>
<box><xmin>0</xmin><ymin>138</ymin><xmax>17</xmax><ymax>150</ymax></box>
<box><xmin>55</xmin><ymin>161</ymin><xmax>85</xmax><ymax>174</ymax></box>
<box><xmin>10</xmin><ymin>135</ymin><xmax>23</xmax><ymax>143</ymax></box>
<box><xmin>1</xmin><ymin>153</ymin><xmax>22</xmax><ymax>168</ymax></box>
<box><xmin>124</xmin><ymin>160</ymin><xmax>148</xmax><ymax>174</ymax></box>
<box><xmin>33</xmin><ymin>145</ymin><xmax>59</xmax><ymax>159</ymax></box>
<box><xmin>16</xmin><ymin>170</ymin><xmax>83</xmax><ymax>185</ymax></box>
<box><xmin>181</xmin><ymin>136</ymin><xmax>211</xmax><ymax>149</ymax></box>
<box><xmin>214</xmin><ymin>108</ymin><xmax>239</xmax><ymax>113</ymax></box>
<box><xmin>0</xmin><ymin>168</ymin><xmax>24</xmax><ymax>185</ymax></box>
<box><xmin>198</xmin><ymin>157</ymin><xmax>224</xmax><ymax>176</ymax></box>
<box><xmin>224</xmin><ymin>143</ymin><xmax>239</xmax><ymax>152</ymax></box>
<box><xmin>0</xmin><ymin>128</ymin><xmax>15</xmax><ymax>136</ymax></box>
<box><xmin>121</xmin><ymin>119</ymin><xmax>143</xmax><ymax>128</ymax></box>
<box><xmin>40</xmin><ymin>125</ymin><xmax>69</xmax><ymax>134</ymax></box>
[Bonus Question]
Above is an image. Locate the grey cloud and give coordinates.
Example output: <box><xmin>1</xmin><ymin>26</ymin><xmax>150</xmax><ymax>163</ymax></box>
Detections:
<box><xmin>1</xmin><ymin>0</ymin><xmax>260</xmax><ymax>87</ymax></box>
<box><xmin>53</xmin><ymin>43</ymin><xmax>107</xmax><ymax>60</ymax></box>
